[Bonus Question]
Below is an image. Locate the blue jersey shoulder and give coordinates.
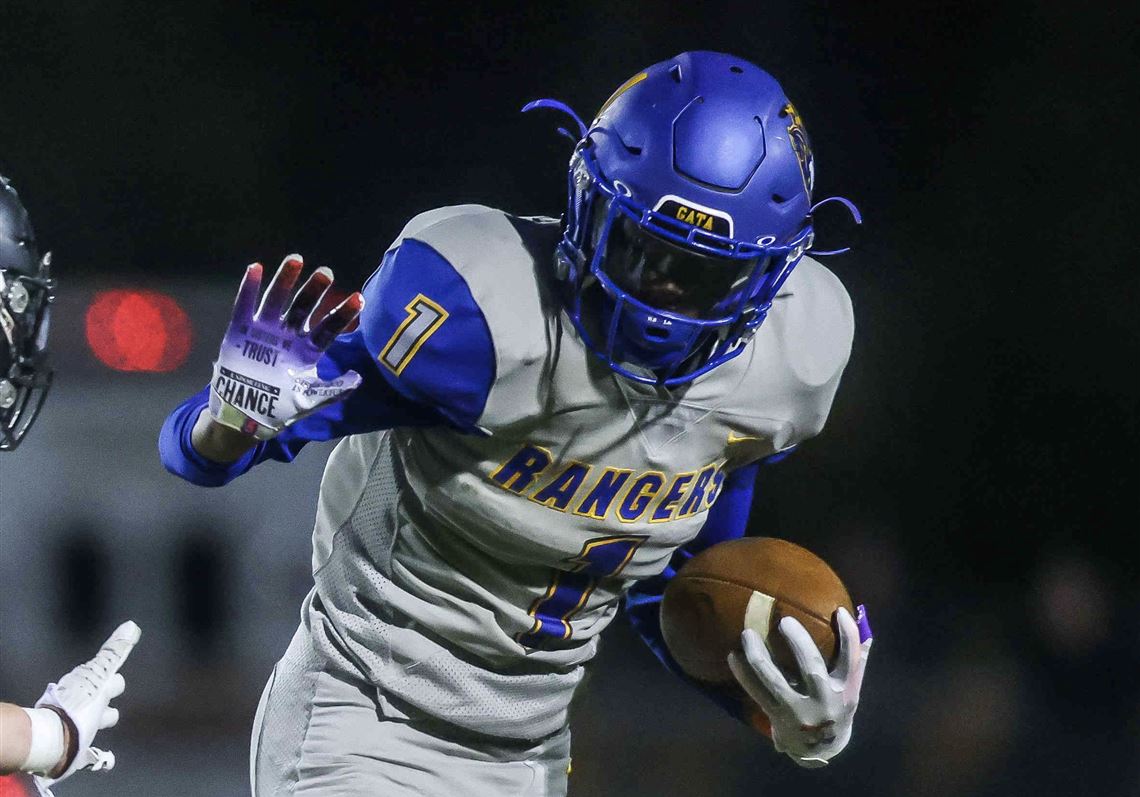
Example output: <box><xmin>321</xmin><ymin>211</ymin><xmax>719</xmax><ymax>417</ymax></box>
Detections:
<box><xmin>359</xmin><ymin>231</ymin><xmax>496</xmax><ymax>430</ymax></box>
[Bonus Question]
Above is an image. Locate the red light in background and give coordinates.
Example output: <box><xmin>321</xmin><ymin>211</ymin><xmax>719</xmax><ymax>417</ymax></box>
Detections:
<box><xmin>85</xmin><ymin>290</ymin><xmax>193</xmax><ymax>372</ymax></box>
<box><xmin>0</xmin><ymin>773</ymin><xmax>39</xmax><ymax>797</ymax></box>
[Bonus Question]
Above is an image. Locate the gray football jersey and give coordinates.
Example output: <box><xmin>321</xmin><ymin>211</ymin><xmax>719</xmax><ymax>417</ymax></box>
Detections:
<box><xmin>306</xmin><ymin>205</ymin><xmax>854</xmax><ymax>740</ymax></box>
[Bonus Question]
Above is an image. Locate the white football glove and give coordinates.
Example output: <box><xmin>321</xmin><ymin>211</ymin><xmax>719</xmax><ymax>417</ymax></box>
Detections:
<box><xmin>32</xmin><ymin>620</ymin><xmax>140</xmax><ymax>790</ymax></box>
<box><xmin>208</xmin><ymin>254</ymin><xmax>364</xmax><ymax>440</ymax></box>
<box><xmin>728</xmin><ymin>605</ymin><xmax>872</xmax><ymax>768</ymax></box>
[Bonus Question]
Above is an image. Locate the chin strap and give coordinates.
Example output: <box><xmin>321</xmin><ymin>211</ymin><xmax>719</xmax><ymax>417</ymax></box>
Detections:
<box><xmin>808</xmin><ymin>196</ymin><xmax>863</xmax><ymax>256</ymax></box>
<box><xmin>521</xmin><ymin>99</ymin><xmax>588</xmax><ymax>144</ymax></box>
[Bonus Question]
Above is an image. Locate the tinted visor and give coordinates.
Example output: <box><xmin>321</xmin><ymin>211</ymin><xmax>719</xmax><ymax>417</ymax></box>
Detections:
<box><xmin>598</xmin><ymin>214</ymin><xmax>766</xmax><ymax>319</ymax></box>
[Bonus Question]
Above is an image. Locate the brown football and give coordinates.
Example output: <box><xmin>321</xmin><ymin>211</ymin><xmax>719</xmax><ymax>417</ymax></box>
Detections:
<box><xmin>660</xmin><ymin>536</ymin><xmax>854</xmax><ymax>685</ymax></box>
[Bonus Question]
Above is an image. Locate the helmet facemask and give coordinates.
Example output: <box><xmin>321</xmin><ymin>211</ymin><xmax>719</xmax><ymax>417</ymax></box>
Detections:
<box><xmin>0</xmin><ymin>258</ymin><xmax>54</xmax><ymax>450</ymax></box>
<box><xmin>0</xmin><ymin>175</ymin><xmax>55</xmax><ymax>451</ymax></box>
<box><xmin>557</xmin><ymin>145</ymin><xmax>812</xmax><ymax>386</ymax></box>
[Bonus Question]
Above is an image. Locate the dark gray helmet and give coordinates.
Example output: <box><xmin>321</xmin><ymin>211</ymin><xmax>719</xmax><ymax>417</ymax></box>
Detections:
<box><xmin>1</xmin><ymin>175</ymin><xmax>54</xmax><ymax>450</ymax></box>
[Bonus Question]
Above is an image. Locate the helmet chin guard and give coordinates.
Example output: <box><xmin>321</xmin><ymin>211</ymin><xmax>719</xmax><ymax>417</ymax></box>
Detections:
<box><xmin>525</xmin><ymin>51</ymin><xmax>860</xmax><ymax>387</ymax></box>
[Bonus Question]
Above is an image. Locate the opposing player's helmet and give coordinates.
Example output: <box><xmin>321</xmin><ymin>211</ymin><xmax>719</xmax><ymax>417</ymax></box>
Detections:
<box><xmin>0</xmin><ymin>175</ymin><xmax>54</xmax><ymax>451</ymax></box>
<box><xmin>526</xmin><ymin>51</ymin><xmax>859</xmax><ymax>386</ymax></box>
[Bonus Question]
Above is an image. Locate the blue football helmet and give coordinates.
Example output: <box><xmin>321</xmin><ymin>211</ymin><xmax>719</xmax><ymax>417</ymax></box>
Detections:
<box><xmin>525</xmin><ymin>51</ymin><xmax>859</xmax><ymax>386</ymax></box>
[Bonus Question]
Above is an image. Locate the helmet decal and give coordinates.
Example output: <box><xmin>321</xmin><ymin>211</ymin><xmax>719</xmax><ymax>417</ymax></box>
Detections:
<box><xmin>653</xmin><ymin>196</ymin><xmax>734</xmax><ymax>237</ymax></box>
<box><xmin>782</xmin><ymin>102</ymin><xmax>815</xmax><ymax>195</ymax></box>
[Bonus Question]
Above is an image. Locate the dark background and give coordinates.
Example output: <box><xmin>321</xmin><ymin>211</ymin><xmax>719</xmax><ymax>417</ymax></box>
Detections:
<box><xmin>2</xmin><ymin>2</ymin><xmax>1137</xmax><ymax>795</ymax></box>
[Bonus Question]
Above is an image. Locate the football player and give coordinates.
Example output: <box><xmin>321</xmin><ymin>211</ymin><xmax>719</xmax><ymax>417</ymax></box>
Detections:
<box><xmin>160</xmin><ymin>51</ymin><xmax>873</xmax><ymax>795</ymax></box>
<box><xmin>0</xmin><ymin>175</ymin><xmax>141</xmax><ymax>794</ymax></box>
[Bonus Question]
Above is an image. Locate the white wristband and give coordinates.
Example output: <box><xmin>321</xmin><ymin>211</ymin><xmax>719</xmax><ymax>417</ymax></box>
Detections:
<box><xmin>19</xmin><ymin>706</ymin><xmax>65</xmax><ymax>775</ymax></box>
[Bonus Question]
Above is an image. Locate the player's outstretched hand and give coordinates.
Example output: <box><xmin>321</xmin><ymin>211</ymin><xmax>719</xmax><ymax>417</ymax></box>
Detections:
<box><xmin>33</xmin><ymin>621</ymin><xmax>141</xmax><ymax>790</ymax></box>
<box><xmin>208</xmin><ymin>255</ymin><xmax>365</xmax><ymax>440</ymax></box>
<box><xmin>727</xmin><ymin>605</ymin><xmax>872</xmax><ymax>768</ymax></box>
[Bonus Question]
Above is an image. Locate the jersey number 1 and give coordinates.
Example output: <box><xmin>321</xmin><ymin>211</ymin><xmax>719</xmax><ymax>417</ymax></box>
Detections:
<box><xmin>378</xmin><ymin>294</ymin><xmax>449</xmax><ymax>376</ymax></box>
<box><xmin>517</xmin><ymin>534</ymin><xmax>647</xmax><ymax>648</ymax></box>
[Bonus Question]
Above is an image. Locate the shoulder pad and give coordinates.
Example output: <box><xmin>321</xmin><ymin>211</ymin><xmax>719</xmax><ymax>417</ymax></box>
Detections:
<box><xmin>767</xmin><ymin>255</ymin><xmax>854</xmax><ymax>388</ymax></box>
<box><xmin>718</xmin><ymin>256</ymin><xmax>854</xmax><ymax>451</ymax></box>
<box><xmin>387</xmin><ymin>205</ymin><xmax>503</xmax><ymax>252</ymax></box>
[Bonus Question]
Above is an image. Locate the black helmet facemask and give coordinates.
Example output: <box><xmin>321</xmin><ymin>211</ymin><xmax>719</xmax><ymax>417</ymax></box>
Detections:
<box><xmin>1</xmin><ymin>176</ymin><xmax>55</xmax><ymax>451</ymax></box>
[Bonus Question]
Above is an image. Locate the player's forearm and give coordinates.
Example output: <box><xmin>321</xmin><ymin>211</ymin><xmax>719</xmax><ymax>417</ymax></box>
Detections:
<box><xmin>0</xmin><ymin>702</ymin><xmax>31</xmax><ymax>773</ymax></box>
<box><xmin>159</xmin><ymin>388</ymin><xmax>268</xmax><ymax>487</ymax></box>
<box><xmin>0</xmin><ymin>702</ymin><xmax>67</xmax><ymax>776</ymax></box>
<box><xmin>190</xmin><ymin>408</ymin><xmax>258</xmax><ymax>463</ymax></box>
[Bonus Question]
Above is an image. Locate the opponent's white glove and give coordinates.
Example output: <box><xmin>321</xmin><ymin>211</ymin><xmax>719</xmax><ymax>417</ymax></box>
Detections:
<box><xmin>32</xmin><ymin>620</ymin><xmax>140</xmax><ymax>791</ymax></box>
<box><xmin>208</xmin><ymin>254</ymin><xmax>364</xmax><ymax>440</ymax></box>
<box><xmin>728</xmin><ymin>605</ymin><xmax>872</xmax><ymax>768</ymax></box>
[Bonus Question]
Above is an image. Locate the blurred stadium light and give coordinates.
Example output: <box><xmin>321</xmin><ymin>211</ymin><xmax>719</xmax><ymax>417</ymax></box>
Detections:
<box><xmin>85</xmin><ymin>289</ymin><xmax>193</xmax><ymax>372</ymax></box>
